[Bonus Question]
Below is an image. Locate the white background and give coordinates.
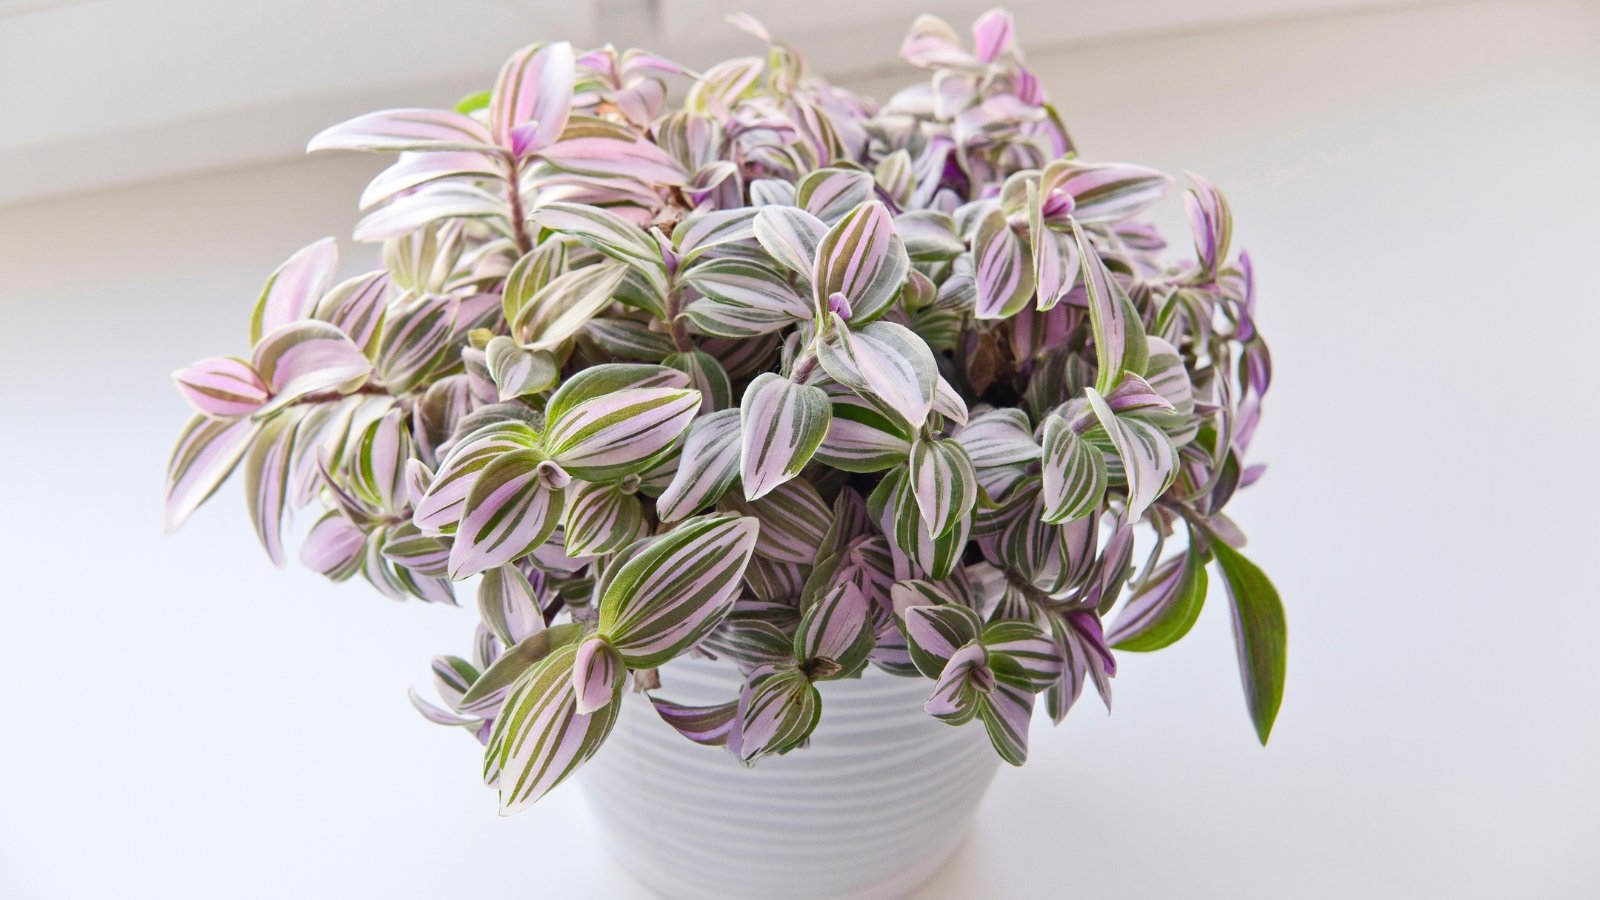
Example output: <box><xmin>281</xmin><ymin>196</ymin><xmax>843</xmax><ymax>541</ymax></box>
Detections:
<box><xmin>2</xmin><ymin>1</ymin><xmax>1597</xmax><ymax>897</ymax></box>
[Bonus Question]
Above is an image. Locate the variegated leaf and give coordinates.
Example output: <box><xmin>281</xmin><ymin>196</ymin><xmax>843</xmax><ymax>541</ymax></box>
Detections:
<box><xmin>251</xmin><ymin>320</ymin><xmax>373</xmax><ymax>415</ymax></box>
<box><xmin>982</xmin><ymin>620</ymin><xmax>1066</xmax><ymax>691</ymax></box>
<box><xmin>977</xmin><ymin>678</ymin><xmax>1034</xmax><ymax>765</ymax></box>
<box><xmin>249</xmin><ymin>237</ymin><xmax>339</xmax><ymax>344</ymax></box>
<box><xmin>490</xmin><ymin>41</ymin><xmax>575</xmax><ymax>153</ymax></box>
<box><xmin>164</xmin><ymin>415</ymin><xmax>260</xmax><ymax>531</ymax></box>
<box><xmin>817</xmin><ymin>318</ymin><xmax>936</xmax><ymax>429</ymax></box>
<box><xmin>663</xmin><ymin>350</ymin><xmax>732</xmax><ymax>414</ymax></box>
<box><xmin>925</xmin><ymin>642</ymin><xmax>991</xmax><ymax>725</ymax></box>
<box><xmin>1043</xmin><ymin>160</ymin><xmax>1172</xmax><ymax>224</ymax></box>
<box><xmin>571</xmin><ymin>636</ymin><xmax>624</xmax><ymax>715</ymax></box>
<box><xmin>673</xmin><ymin>207</ymin><xmax>759</xmax><ymax>262</ymax></box>
<box><xmin>649</xmin><ymin>698</ymin><xmax>739</xmax><ymax>747</ymax></box>
<box><xmin>447</xmin><ymin>449</ymin><xmax>567</xmax><ymax>579</ymax></box>
<box><xmin>908</xmin><ymin>436</ymin><xmax>978</xmax><ymax>538</ymax></box>
<box><xmin>898</xmin><ymin>602</ymin><xmax>984</xmax><ymax>679</ymax></box>
<box><xmin>813</xmin><ymin>384</ymin><xmax>913</xmax><ymax>473</ymax></box>
<box><xmin>1085</xmin><ymin>387</ymin><xmax>1176</xmax><ymax>523</ymax></box>
<box><xmin>597</xmin><ymin>514</ymin><xmax>759</xmax><ymax>668</ymax></box>
<box><xmin>485</xmin><ymin>336</ymin><xmax>559</xmax><ymax>401</ymax></box>
<box><xmin>413</xmin><ymin>422</ymin><xmax>538</xmax><ymax>532</ymax></box>
<box><xmin>796</xmin><ymin>167</ymin><xmax>875</xmax><ymax>224</ymax></box>
<box><xmin>307</xmin><ymin>108</ymin><xmax>500</xmax><ymax>155</ymax></box>
<box><xmin>478</xmin><ymin>565</ymin><xmax>547</xmax><ymax>646</ymax></box>
<box><xmin>532</xmin><ymin>203</ymin><xmax>667</xmax><ymax>295</ymax></box>
<box><xmin>1072</xmin><ymin>220</ymin><xmax>1148</xmax><ymax>395</ymax></box>
<box><xmin>684</xmin><ymin>259</ymin><xmax>811</xmax><ymax>337</ymax></box>
<box><xmin>752</xmin><ymin>206</ymin><xmax>827</xmax><ymax>280</ymax></box>
<box><xmin>301</xmin><ymin>510</ymin><xmax>366</xmax><ymax>579</ymax></box>
<box><xmin>657</xmin><ymin>409</ymin><xmax>742</xmax><ymax>522</ymax></box>
<box><xmin>870</xmin><ymin>465</ymin><xmax>969</xmax><ymax>579</ymax></box>
<box><xmin>506</xmin><ymin>261</ymin><xmax>628</xmax><ymax>351</ymax></box>
<box><xmin>1108</xmin><ymin>539</ymin><xmax>1209</xmax><ymax>652</ymax></box>
<box><xmin>459</xmin><ymin>622</ymin><xmax>584</xmax><ymax>717</ymax></box>
<box><xmin>974</xmin><ymin>206</ymin><xmax>1034</xmax><ymax>319</ymax></box>
<box><xmin>488</xmin><ymin>641</ymin><xmax>621</xmax><ymax>814</ymax></box>
<box><xmin>736</xmin><ymin>665</ymin><xmax>821</xmax><ymax>762</ymax></box>
<box><xmin>721</xmin><ymin>477</ymin><xmax>832</xmax><ymax>565</ymax></box>
<box><xmin>544</xmin><ymin>387</ymin><xmax>700</xmax><ymax>482</ymax></box>
<box><xmin>172</xmin><ymin>356</ymin><xmax>268</xmax><ymax>418</ymax></box>
<box><xmin>1039</xmin><ymin>414</ymin><xmax>1107</xmax><ymax>524</ymax></box>
<box><xmin>953</xmin><ymin>408</ymin><xmax>1039</xmax><ymax>468</ymax></box>
<box><xmin>795</xmin><ymin>581</ymin><xmax>874</xmax><ymax>679</ymax></box>
<box><xmin>243</xmin><ymin>411</ymin><xmax>301</xmax><ymax>566</ymax></box>
<box><xmin>738</xmin><ymin>373</ymin><xmax>831</xmax><ymax>500</ymax></box>
<box><xmin>812</xmin><ymin>201</ymin><xmax>909</xmax><ymax>323</ymax></box>
<box><xmin>543</xmin><ymin>363</ymin><xmax>690</xmax><ymax>427</ymax></box>
<box><xmin>562</xmin><ymin>480</ymin><xmax>644</xmax><ymax>557</ymax></box>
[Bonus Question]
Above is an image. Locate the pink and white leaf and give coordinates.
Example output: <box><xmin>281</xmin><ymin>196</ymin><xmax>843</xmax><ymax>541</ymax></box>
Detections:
<box><xmin>649</xmin><ymin>698</ymin><xmax>739</xmax><ymax>747</ymax></box>
<box><xmin>925</xmin><ymin>642</ymin><xmax>992</xmax><ymax>724</ymax></box>
<box><xmin>491</xmin><ymin>42</ymin><xmax>576</xmax><ymax>154</ymax></box>
<box><xmin>658</xmin><ymin>409</ymin><xmax>742</xmax><ymax>522</ymax></box>
<box><xmin>544</xmin><ymin>387</ymin><xmax>701</xmax><ymax>482</ymax></box>
<box><xmin>1072</xmin><ymin>220</ymin><xmax>1130</xmax><ymax>395</ymax></box>
<box><xmin>796</xmin><ymin>581</ymin><xmax>874</xmax><ymax>676</ymax></box>
<box><xmin>308</xmin><ymin>108</ymin><xmax>500</xmax><ymax>155</ymax></box>
<box><xmin>898</xmin><ymin>601</ymin><xmax>984</xmax><ymax>678</ymax></box>
<box><xmin>974</xmin><ymin>206</ymin><xmax>1034</xmax><ymax>320</ymax></box>
<box><xmin>1085</xmin><ymin>388</ymin><xmax>1177</xmax><ymax>523</ymax></box>
<box><xmin>536</xmin><ymin>136</ymin><xmax>688</xmax><ymax>186</ymax></box>
<box><xmin>738</xmin><ymin>373</ymin><xmax>831</xmax><ymax>500</ymax></box>
<box><xmin>353</xmin><ymin>183</ymin><xmax>509</xmax><ymax>243</ymax></box>
<box><xmin>1043</xmin><ymin>160</ymin><xmax>1173</xmax><ymax>224</ymax></box>
<box><xmin>1039</xmin><ymin>414</ymin><xmax>1107</xmax><ymax>524</ymax></box>
<box><xmin>250</xmin><ymin>237</ymin><xmax>338</xmax><ymax>343</ymax></box>
<box><xmin>251</xmin><ymin>320</ymin><xmax>372</xmax><ymax>414</ymax></box>
<box><xmin>447</xmin><ymin>449</ymin><xmax>567</xmax><ymax>579</ymax></box>
<box><xmin>752</xmin><ymin>206</ymin><xmax>827</xmax><ymax>279</ymax></box>
<box><xmin>173</xmin><ymin>356</ymin><xmax>268</xmax><ymax>418</ymax></box>
<box><xmin>300</xmin><ymin>511</ymin><xmax>366</xmax><ymax>579</ymax></box>
<box><xmin>977</xmin><ymin>678</ymin><xmax>1035</xmax><ymax>765</ymax></box>
<box><xmin>812</xmin><ymin>201</ymin><xmax>908</xmax><ymax>323</ymax></box>
<box><xmin>908</xmin><ymin>436</ymin><xmax>978</xmax><ymax>538</ymax></box>
<box><xmin>817</xmin><ymin>318</ymin><xmax>937</xmax><ymax>429</ymax></box>
<box><xmin>478</xmin><ymin>565</ymin><xmax>547</xmax><ymax>646</ymax></box>
<box><xmin>163</xmin><ymin>414</ymin><xmax>261</xmax><ymax>532</ymax></box>
<box><xmin>571</xmin><ymin>637</ymin><xmax>624</xmax><ymax>715</ymax></box>
<box><xmin>736</xmin><ymin>665</ymin><xmax>821</xmax><ymax>762</ymax></box>
<box><xmin>488</xmin><ymin>642</ymin><xmax>621</xmax><ymax>814</ymax></box>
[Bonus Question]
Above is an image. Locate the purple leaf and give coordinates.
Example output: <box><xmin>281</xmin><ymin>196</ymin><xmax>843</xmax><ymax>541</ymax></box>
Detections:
<box><xmin>649</xmin><ymin>697</ymin><xmax>739</xmax><ymax>747</ymax></box>
<box><xmin>899</xmin><ymin>602</ymin><xmax>984</xmax><ymax>678</ymax></box>
<box><xmin>974</xmin><ymin>206</ymin><xmax>1034</xmax><ymax>319</ymax></box>
<box><xmin>300</xmin><ymin>511</ymin><xmax>366</xmax><ymax>579</ymax></box>
<box><xmin>971</xmin><ymin>9</ymin><xmax>1015</xmax><ymax>63</ymax></box>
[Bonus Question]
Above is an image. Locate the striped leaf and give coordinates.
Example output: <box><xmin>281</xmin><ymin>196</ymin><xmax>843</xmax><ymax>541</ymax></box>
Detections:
<box><xmin>977</xmin><ymin>678</ymin><xmax>1035</xmax><ymax>765</ymax></box>
<box><xmin>703</xmin><ymin>618</ymin><xmax>795</xmax><ymax>672</ymax></box>
<box><xmin>313</xmin><ymin>271</ymin><xmax>389</xmax><ymax>354</ymax></box>
<box><xmin>796</xmin><ymin>167</ymin><xmax>875</xmax><ymax>224</ymax></box>
<box><xmin>817</xmin><ymin>318</ymin><xmax>936</xmax><ymax>429</ymax></box>
<box><xmin>721</xmin><ymin>477</ymin><xmax>832</xmax><ymax>566</ymax></box>
<box><xmin>812</xmin><ymin>201</ymin><xmax>909</xmax><ymax>323</ymax></box>
<box><xmin>795</xmin><ymin>581</ymin><xmax>874</xmax><ymax>679</ymax></box>
<box><xmin>545</xmin><ymin>387</ymin><xmax>700</xmax><ymax>482</ymax></box>
<box><xmin>490</xmin><ymin>41</ymin><xmax>574</xmax><ymax>153</ymax></box>
<box><xmin>1212</xmin><ymin>540</ymin><xmax>1287</xmax><ymax>744</ymax></box>
<box><xmin>738</xmin><ymin>373</ymin><xmax>831</xmax><ymax>500</ymax></box>
<box><xmin>300</xmin><ymin>511</ymin><xmax>366</xmax><ymax>580</ymax></box>
<box><xmin>532</xmin><ymin>203</ymin><xmax>667</xmax><ymax>295</ymax></box>
<box><xmin>953</xmin><ymin>408</ymin><xmax>1039</xmax><ymax>468</ymax></box>
<box><xmin>478</xmin><ymin>565</ymin><xmax>546</xmax><ymax>646</ymax></box>
<box><xmin>663</xmin><ymin>350</ymin><xmax>731</xmax><ymax>414</ymax></box>
<box><xmin>1028</xmin><ymin>183</ymin><xmax>1080</xmax><ymax>311</ymax></box>
<box><xmin>1085</xmin><ymin>387</ymin><xmax>1176</xmax><ymax>523</ymax></box>
<box><xmin>243</xmin><ymin>411</ymin><xmax>304</xmax><ymax>566</ymax></box>
<box><xmin>381</xmin><ymin>522</ymin><xmax>450</xmax><ymax>577</ymax></box>
<box><xmin>506</xmin><ymin>261</ymin><xmax>628</xmax><ymax>351</ymax></box>
<box><xmin>164</xmin><ymin>414</ymin><xmax>260</xmax><ymax>531</ymax></box>
<box><xmin>549</xmin><ymin>360</ymin><xmax>683</xmax><ymax>412</ymax></box>
<box><xmin>487</xmin><ymin>641</ymin><xmax>622</xmax><ymax>814</ymax></box>
<box><xmin>974</xmin><ymin>206</ymin><xmax>1034</xmax><ymax>319</ymax></box>
<box><xmin>536</xmin><ymin>136</ymin><xmax>688</xmax><ymax>185</ymax></box>
<box><xmin>1039</xmin><ymin>414</ymin><xmax>1107</xmax><ymax>524</ymax></box>
<box><xmin>413</xmin><ymin>422</ymin><xmax>538</xmax><ymax>532</ymax></box>
<box><xmin>597</xmin><ymin>514</ymin><xmax>759</xmax><ymax>668</ymax></box>
<box><xmin>307</xmin><ymin>108</ymin><xmax>499</xmax><ymax>155</ymax></box>
<box><xmin>249</xmin><ymin>237</ymin><xmax>339</xmax><ymax>343</ymax></box>
<box><xmin>674</xmin><ymin>207</ymin><xmax>759</xmax><ymax>262</ymax></box>
<box><xmin>251</xmin><ymin>320</ymin><xmax>373</xmax><ymax>415</ymax></box>
<box><xmin>1185</xmin><ymin>172</ymin><xmax>1233</xmax><ymax>276</ymax></box>
<box><xmin>870</xmin><ymin>465</ymin><xmax>970</xmax><ymax>579</ymax></box>
<box><xmin>353</xmin><ymin>183</ymin><xmax>509</xmax><ymax>243</ymax></box>
<box><xmin>981</xmin><ymin>620</ymin><xmax>1066</xmax><ymax>691</ymax></box>
<box><xmin>925</xmin><ymin>642</ymin><xmax>990</xmax><ymax>725</ymax></box>
<box><xmin>684</xmin><ymin>56</ymin><xmax>764</xmax><ymax>114</ymax></box>
<box><xmin>1108</xmin><ymin>540</ymin><xmax>1209</xmax><ymax>652</ymax></box>
<box><xmin>349</xmin><ymin>409</ymin><xmax>410</xmax><ymax>514</ymax></box>
<box><xmin>909</xmin><ymin>436</ymin><xmax>978</xmax><ymax>538</ymax></box>
<box><xmin>173</xmin><ymin>356</ymin><xmax>268</xmax><ymax>418</ymax></box>
<box><xmin>899</xmin><ymin>602</ymin><xmax>984</xmax><ymax>679</ymax></box>
<box><xmin>485</xmin><ymin>337</ymin><xmax>559</xmax><ymax>401</ymax></box>
<box><xmin>657</xmin><ymin>409</ymin><xmax>742</xmax><ymax>522</ymax></box>
<box><xmin>561</xmin><ymin>480</ymin><xmax>644</xmax><ymax>558</ymax></box>
<box><xmin>649</xmin><ymin>698</ymin><xmax>740</xmax><ymax>747</ymax></box>
<box><xmin>582</xmin><ymin>317</ymin><xmax>676</xmax><ymax>361</ymax></box>
<box><xmin>684</xmin><ymin>259</ymin><xmax>811</xmax><ymax>338</ymax></box>
<box><xmin>1072</xmin><ymin>220</ymin><xmax>1148</xmax><ymax>395</ymax></box>
<box><xmin>813</xmin><ymin>384</ymin><xmax>914</xmax><ymax>473</ymax></box>
<box><xmin>735</xmin><ymin>665</ymin><xmax>821</xmax><ymax>762</ymax></box>
<box><xmin>1042</xmin><ymin>160</ymin><xmax>1172</xmax><ymax>224</ymax></box>
<box><xmin>447</xmin><ymin>449</ymin><xmax>567</xmax><ymax>579</ymax></box>
<box><xmin>752</xmin><ymin>206</ymin><xmax>827</xmax><ymax>279</ymax></box>
<box><xmin>459</xmin><ymin>622</ymin><xmax>583</xmax><ymax>717</ymax></box>
<box><xmin>571</xmin><ymin>636</ymin><xmax>624</xmax><ymax>715</ymax></box>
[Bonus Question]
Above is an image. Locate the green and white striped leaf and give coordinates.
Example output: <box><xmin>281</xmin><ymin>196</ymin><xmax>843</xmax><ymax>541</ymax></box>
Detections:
<box><xmin>720</xmin><ymin>476</ymin><xmax>832</xmax><ymax>565</ymax></box>
<box><xmin>981</xmin><ymin>620</ymin><xmax>1066</xmax><ymax>691</ymax></box>
<box><xmin>817</xmin><ymin>317</ymin><xmax>936</xmax><ymax>429</ymax></box>
<box><xmin>544</xmin><ymin>364</ymin><xmax>691</xmax><ymax>426</ymax></box>
<box><xmin>561</xmin><ymin>480</ymin><xmax>644</xmax><ymax>558</ymax></box>
<box><xmin>813</xmin><ymin>384</ymin><xmax>914</xmax><ymax>473</ymax></box>
<box><xmin>683</xmin><ymin>258</ymin><xmax>811</xmax><ymax>337</ymax></box>
<box><xmin>738</xmin><ymin>372</ymin><xmax>831</xmax><ymax>500</ymax></box>
<box><xmin>478</xmin><ymin>565</ymin><xmax>546</xmax><ymax>646</ymax></box>
<box><xmin>251</xmin><ymin>320</ymin><xmax>373</xmax><ymax>416</ymax></box>
<box><xmin>924</xmin><ymin>642</ymin><xmax>990</xmax><ymax>725</ymax></box>
<box><xmin>460</xmin><ymin>622</ymin><xmax>583</xmax><ymax>716</ymax></box>
<box><xmin>977</xmin><ymin>678</ymin><xmax>1035</xmax><ymax>765</ymax></box>
<box><xmin>487</xmin><ymin>641</ymin><xmax>622</xmax><ymax>814</ymax></box>
<box><xmin>545</xmin><ymin>387</ymin><xmax>701</xmax><ymax>482</ymax></box>
<box><xmin>795</xmin><ymin>581</ymin><xmax>874</xmax><ymax>679</ymax></box>
<box><xmin>869</xmin><ymin>464</ymin><xmax>969</xmax><ymax>579</ymax></box>
<box><xmin>1085</xmin><ymin>387</ymin><xmax>1176</xmax><ymax>523</ymax></box>
<box><xmin>485</xmin><ymin>336</ymin><xmax>559</xmax><ymax>401</ymax></box>
<box><xmin>506</xmin><ymin>261</ymin><xmax>628</xmax><ymax>350</ymax></box>
<box><xmin>1042</xmin><ymin>159</ymin><xmax>1172</xmax><ymax>224</ymax></box>
<box><xmin>1039</xmin><ymin>414</ymin><xmax>1107</xmax><ymax>524</ymax></box>
<box><xmin>657</xmin><ymin>409</ymin><xmax>742</xmax><ymax>522</ymax></box>
<box><xmin>242</xmin><ymin>410</ymin><xmax>302</xmax><ymax>566</ymax></box>
<box><xmin>898</xmin><ymin>602</ymin><xmax>984</xmax><ymax>679</ymax></box>
<box><xmin>752</xmin><ymin>206</ymin><xmax>827</xmax><ymax>280</ymax></box>
<box><xmin>674</xmin><ymin>207</ymin><xmax>759</xmax><ymax>263</ymax></box>
<box><xmin>953</xmin><ymin>408</ymin><xmax>1039</xmax><ymax>468</ymax></box>
<box><xmin>663</xmin><ymin>350</ymin><xmax>732</xmax><ymax>414</ymax></box>
<box><xmin>412</xmin><ymin>421</ymin><xmax>538</xmax><ymax>533</ymax></box>
<box><xmin>571</xmin><ymin>636</ymin><xmax>625</xmax><ymax>715</ymax></box>
<box><xmin>532</xmin><ymin>203</ymin><xmax>667</xmax><ymax>296</ymax></box>
<box><xmin>735</xmin><ymin>665</ymin><xmax>822</xmax><ymax>762</ymax></box>
<box><xmin>447</xmin><ymin>448</ymin><xmax>567</xmax><ymax>579</ymax></box>
<box><xmin>597</xmin><ymin>514</ymin><xmax>760</xmax><ymax>668</ymax></box>
<box><xmin>1108</xmin><ymin>539</ymin><xmax>1209</xmax><ymax>652</ymax></box>
<box><xmin>164</xmin><ymin>414</ymin><xmax>261</xmax><ymax>531</ymax></box>
<box><xmin>1073</xmin><ymin>220</ymin><xmax>1148</xmax><ymax>395</ymax></box>
<box><xmin>796</xmin><ymin>167</ymin><xmax>875</xmax><ymax>224</ymax></box>
<box><xmin>908</xmin><ymin>435</ymin><xmax>978</xmax><ymax>538</ymax></box>
<box><xmin>973</xmin><ymin>206</ymin><xmax>1035</xmax><ymax>319</ymax></box>
<box><xmin>812</xmin><ymin>201</ymin><xmax>909</xmax><ymax>323</ymax></box>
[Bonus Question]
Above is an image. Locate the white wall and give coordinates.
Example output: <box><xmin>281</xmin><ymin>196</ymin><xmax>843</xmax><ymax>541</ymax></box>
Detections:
<box><xmin>2</xmin><ymin>1</ymin><xmax>1596</xmax><ymax>897</ymax></box>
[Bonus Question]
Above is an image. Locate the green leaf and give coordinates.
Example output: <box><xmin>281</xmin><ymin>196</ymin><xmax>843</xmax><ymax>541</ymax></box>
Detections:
<box><xmin>1211</xmin><ymin>540</ymin><xmax>1286</xmax><ymax>745</ymax></box>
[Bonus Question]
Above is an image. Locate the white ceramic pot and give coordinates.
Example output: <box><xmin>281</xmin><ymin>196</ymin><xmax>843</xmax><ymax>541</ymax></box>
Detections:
<box><xmin>579</xmin><ymin>655</ymin><xmax>1001</xmax><ymax>900</ymax></box>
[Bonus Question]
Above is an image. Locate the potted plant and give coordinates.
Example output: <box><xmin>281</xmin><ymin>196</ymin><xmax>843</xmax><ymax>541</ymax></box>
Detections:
<box><xmin>165</xmin><ymin>8</ymin><xmax>1285</xmax><ymax>898</ymax></box>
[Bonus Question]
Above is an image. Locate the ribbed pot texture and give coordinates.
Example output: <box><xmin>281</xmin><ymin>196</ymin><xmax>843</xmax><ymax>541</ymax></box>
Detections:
<box><xmin>579</xmin><ymin>656</ymin><xmax>1001</xmax><ymax>900</ymax></box>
